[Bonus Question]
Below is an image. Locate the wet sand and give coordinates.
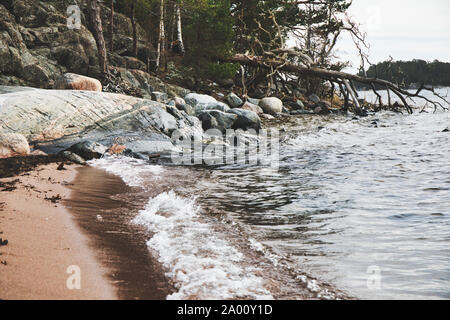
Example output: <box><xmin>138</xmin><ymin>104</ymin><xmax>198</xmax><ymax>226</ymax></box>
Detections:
<box><xmin>65</xmin><ymin>166</ymin><xmax>174</xmax><ymax>299</ymax></box>
<box><xmin>0</xmin><ymin>162</ymin><xmax>173</xmax><ymax>300</ymax></box>
<box><xmin>0</xmin><ymin>163</ymin><xmax>116</xmax><ymax>300</ymax></box>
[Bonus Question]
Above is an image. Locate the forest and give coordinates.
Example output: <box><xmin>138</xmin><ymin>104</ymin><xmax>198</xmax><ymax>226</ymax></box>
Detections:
<box><xmin>357</xmin><ymin>60</ymin><xmax>450</xmax><ymax>89</ymax></box>
<box><xmin>83</xmin><ymin>0</ymin><xmax>447</xmax><ymax>114</ymax></box>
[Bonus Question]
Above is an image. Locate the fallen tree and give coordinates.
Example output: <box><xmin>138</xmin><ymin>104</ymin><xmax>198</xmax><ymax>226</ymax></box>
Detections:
<box><xmin>222</xmin><ymin>54</ymin><xmax>449</xmax><ymax>114</ymax></box>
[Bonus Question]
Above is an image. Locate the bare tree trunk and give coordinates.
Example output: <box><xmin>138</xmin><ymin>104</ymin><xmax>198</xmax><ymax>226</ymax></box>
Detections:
<box><xmin>131</xmin><ymin>1</ymin><xmax>138</xmax><ymax>58</ymax></box>
<box><xmin>344</xmin><ymin>79</ymin><xmax>361</xmax><ymax>112</ymax></box>
<box><xmin>156</xmin><ymin>0</ymin><xmax>166</xmax><ymax>71</ymax></box>
<box><xmin>88</xmin><ymin>0</ymin><xmax>108</xmax><ymax>76</ymax></box>
<box><xmin>175</xmin><ymin>2</ymin><xmax>185</xmax><ymax>55</ymax></box>
<box><xmin>108</xmin><ymin>0</ymin><xmax>114</xmax><ymax>51</ymax></box>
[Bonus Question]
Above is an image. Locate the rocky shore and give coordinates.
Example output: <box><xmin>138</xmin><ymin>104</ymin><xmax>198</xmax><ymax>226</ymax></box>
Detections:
<box><xmin>0</xmin><ymin>0</ymin><xmax>354</xmax><ymax>301</ymax></box>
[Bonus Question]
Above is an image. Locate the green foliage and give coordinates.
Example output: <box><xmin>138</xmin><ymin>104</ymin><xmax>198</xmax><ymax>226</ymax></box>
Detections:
<box><xmin>109</xmin><ymin>0</ymin><xmax>355</xmax><ymax>84</ymax></box>
<box><xmin>182</xmin><ymin>0</ymin><xmax>238</xmax><ymax>81</ymax></box>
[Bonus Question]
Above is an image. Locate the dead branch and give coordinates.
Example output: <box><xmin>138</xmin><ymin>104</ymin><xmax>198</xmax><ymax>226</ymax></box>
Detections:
<box><xmin>222</xmin><ymin>54</ymin><xmax>449</xmax><ymax>113</ymax></box>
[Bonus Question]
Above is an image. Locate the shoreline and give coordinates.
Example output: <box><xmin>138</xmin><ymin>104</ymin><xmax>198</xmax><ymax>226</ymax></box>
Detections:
<box><xmin>0</xmin><ymin>156</ymin><xmax>349</xmax><ymax>300</ymax></box>
<box><xmin>0</xmin><ymin>163</ymin><xmax>116</xmax><ymax>300</ymax></box>
<box><xmin>65</xmin><ymin>165</ymin><xmax>174</xmax><ymax>299</ymax></box>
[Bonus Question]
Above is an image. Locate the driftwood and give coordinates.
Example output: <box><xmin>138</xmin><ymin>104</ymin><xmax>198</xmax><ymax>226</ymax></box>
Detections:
<box><xmin>223</xmin><ymin>54</ymin><xmax>448</xmax><ymax>114</ymax></box>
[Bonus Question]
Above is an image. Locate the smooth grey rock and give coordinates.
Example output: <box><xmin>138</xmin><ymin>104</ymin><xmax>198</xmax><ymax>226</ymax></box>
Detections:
<box><xmin>314</xmin><ymin>101</ymin><xmax>331</xmax><ymax>114</ymax></box>
<box><xmin>241</xmin><ymin>102</ymin><xmax>263</xmax><ymax>114</ymax></box>
<box><xmin>194</xmin><ymin>101</ymin><xmax>230</xmax><ymax>113</ymax></box>
<box><xmin>247</xmin><ymin>97</ymin><xmax>261</xmax><ymax>106</ymax></box>
<box><xmin>296</xmin><ymin>100</ymin><xmax>305</xmax><ymax>109</ymax></box>
<box><xmin>227</xmin><ymin>108</ymin><xmax>261</xmax><ymax>130</ymax></box>
<box><xmin>197</xmin><ymin>110</ymin><xmax>237</xmax><ymax>132</ymax></box>
<box><xmin>260</xmin><ymin>114</ymin><xmax>275</xmax><ymax>120</ymax></box>
<box><xmin>178</xmin><ymin>103</ymin><xmax>195</xmax><ymax>116</ymax></box>
<box><xmin>123</xmin><ymin>149</ymin><xmax>149</xmax><ymax>160</ymax></box>
<box><xmin>60</xmin><ymin>151</ymin><xmax>86</xmax><ymax>165</ymax></box>
<box><xmin>0</xmin><ymin>87</ymin><xmax>198</xmax><ymax>143</ymax></box>
<box><xmin>197</xmin><ymin>112</ymin><xmax>219</xmax><ymax>132</ymax></box>
<box><xmin>68</xmin><ymin>141</ymin><xmax>107</xmax><ymax>160</ymax></box>
<box><xmin>185</xmin><ymin>93</ymin><xmax>217</xmax><ymax>107</ymax></box>
<box><xmin>225</xmin><ymin>92</ymin><xmax>243</xmax><ymax>108</ymax></box>
<box><xmin>309</xmin><ymin>94</ymin><xmax>321</xmax><ymax>104</ymax></box>
<box><xmin>173</xmin><ymin>96</ymin><xmax>186</xmax><ymax>108</ymax></box>
<box><xmin>151</xmin><ymin>91</ymin><xmax>169</xmax><ymax>103</ymax></box>
<box><xmin>0</xmin><ymin>87</ymin><xmax>203</xmax><ymax>157</ymax></box>
<box><xmin>259</xmin><ymin>97</ymin><xmax>283</xmax><ymax>115</ymax></box>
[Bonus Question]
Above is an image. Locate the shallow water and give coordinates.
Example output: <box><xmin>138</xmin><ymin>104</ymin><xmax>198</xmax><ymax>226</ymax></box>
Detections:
<box><xmin>92</xmin><ymin>95</ymin><xmax>449</xmax><ymax>300</ymax></box>
<box><xmin>195</xmin><ymin>110</ymin><xmax>450</xmax><ymax>300</ymax></box>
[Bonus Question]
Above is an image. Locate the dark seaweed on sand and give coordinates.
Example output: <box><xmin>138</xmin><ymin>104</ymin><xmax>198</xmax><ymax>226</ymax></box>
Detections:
<box><xmin>0</xmin><ymin>155</ymin><xmax>64</xmax><ymax>179</ymax></box>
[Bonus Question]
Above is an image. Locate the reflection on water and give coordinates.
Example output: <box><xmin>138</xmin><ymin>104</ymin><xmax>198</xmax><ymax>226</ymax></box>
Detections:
<box><xmin>195</xmin><ymin>110</ymin><xmax>450</xmax><ymax>299</ymax></box>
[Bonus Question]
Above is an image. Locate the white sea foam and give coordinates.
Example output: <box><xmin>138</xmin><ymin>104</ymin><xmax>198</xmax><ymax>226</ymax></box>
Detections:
<box><xmin>91</xmin><ymin>156</ymin><xmax>164</xmax><ymax>186</ymax></box>
<box><xmin>133</xmin><ymin>191</ymin><xmax>273</xmax><ymax>300</ymax></box>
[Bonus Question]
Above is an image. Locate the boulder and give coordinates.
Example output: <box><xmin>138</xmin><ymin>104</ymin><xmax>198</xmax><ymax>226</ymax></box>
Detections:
<box><xmin>225</xmin><ymin>92</ymin><xmax>243</xmax><ymax>108</ymax></box>
<box><xmin>259</xmin><ymin>97</ymin><xmax>283</xmax><ymax>115</ymax></box>
<box><xmin>30</xmin><ymin>149</ymin><xmax>47</xmax><ymax>156</ymax></box>
<box><xmin>185</xmin><ymin>93</ymin><xmax>217</xmax><ymax>107</ymax></box>
<box><xmin>55</xmin><ymin>73</ymin><xmax>102</xmax><ymax>92</ymax></box>
<box><xmin>173</xmin><ymin>96</ymin><xmax>186</xmax><ymax>108</ymax></box>
<box><xmin>0</xmin><ymin>133</ymin><xmax>30</xmax><ymax>158</ymax></box>
<box><xmin>178</xmin><ymin>104</ymin><xmax>195</xmax><ymax>116</ymax></box>
<box><xmin>170</xmin><ymin>96</ymin><xmax>194</xmax><ymax>115</ymax></box>
<box><xmin>227</xmin><ymin>108</ymin><xmax>261</xmax><ymax>131</ymax></box>
<box><xmin>197</xmin><ymin>110</ymin><xmax>237</xmax><ymax>132</ymax></box>
<box><xmin>197</xmin><ymin>112</ymin><xmax>218</xmax><ymax>132</ymax></box>
<box><xmin>194</xmin><ymin>101</ymin><xmax>230</xmax><ymax>113</ymax></box>
<box><xmin>60</xmin><ymin>151</ymin><xmax>86</xmax><ymax>165</ymax></box>
<box><xmin>68</xmin><ymin>141</ymin><xmax>107</xmax><ymax>160</ymax></box>
<box><xmin>309</xmin><ymin>94</ymin><xmax>321</xmax><ymax>104</ymax></box>
<box><xmin>295</xmin><ymin>100</ymin><xmax>305</xmax><ymax>109</ymax></box>
<box><xmin>247</xmin><ymin>97</ymin><xmax>261</xmax><ymax>106</ymax></box>
<box><xmin>151</xmin><ymin>91</ymin><xmax>169</xmax><ymax>103</ymax></box>
<box><xmin>241</xmin><ymin>102</ymin><xmax>263</xmax><ymax>114</ymax></box>
<box><xmin>0</xmin><ymin>86</ymin><xmax>202</xmax><ymax>156</ymax></box>
<box><xmin>185</xmin><ymin>92</ymin><xmax>230</xmax><ymax>113</ymax></box>
<box><xmin>314</xmin><ymin>101</ymin><xmax>331</xmax><ymax>115</ymax></box>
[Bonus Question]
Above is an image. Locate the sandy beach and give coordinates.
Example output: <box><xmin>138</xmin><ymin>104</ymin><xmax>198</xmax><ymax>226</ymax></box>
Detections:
<box><xmin>0</xmin><ymin>163</ymin><xmax>116</xmax><ymax>300</ymax></box>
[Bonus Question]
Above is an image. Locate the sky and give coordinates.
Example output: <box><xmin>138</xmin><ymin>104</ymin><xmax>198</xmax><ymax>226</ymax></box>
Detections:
<box><xmin>335</xmin><ymin>0</ymin><xmax>450</xmax><ymax>72</ymax></box>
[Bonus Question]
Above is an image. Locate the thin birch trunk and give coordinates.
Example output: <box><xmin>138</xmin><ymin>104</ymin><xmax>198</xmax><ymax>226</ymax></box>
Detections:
<box><xmin>156</xmin><ymin>0</ymin><xmax>165</xmax><ymax>71</ymax></box>
<box><xmin>175</xmin><ymin>2</ymin><xmax>185</xmax><ymax>55</ymax></box>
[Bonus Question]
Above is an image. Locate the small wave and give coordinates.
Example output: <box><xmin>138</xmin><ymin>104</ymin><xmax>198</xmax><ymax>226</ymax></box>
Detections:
<box><xmin>133</xmin><ymin>191</ymin><xmax>273</xmax><ymax>300</ymax></box>
<box><xmin>91</xmin><ymin>156</ymin><xmax>273</xmax><ymax>299</ymax></box>
<box><xmin>91</xmin><ymin>156</ymin><xmax>164</xmax><ymax>186</ymax></box>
